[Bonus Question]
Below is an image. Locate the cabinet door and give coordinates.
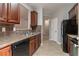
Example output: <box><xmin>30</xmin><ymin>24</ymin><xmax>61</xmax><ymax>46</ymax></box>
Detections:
<box><xmin>75</xmin><ymin>4</ymin><xmax>78</xmax><ymax>24</ymax></box>
<box><xmin>29</xmin><ymin>39</ymin><xmax>35</xmax><ymax>56</ymax></box>
<box><xmin>75</xmin><ymin>4</ymin><xmax>78</xmax><ymax>16</ymax></box>
<box><xmin>8</xmin><ymin>3</ymin><xmax>20</xmax><ymax>24</ymax></box>
<box><xmin>29</xmin><ymin>41</ymin><xmax>32</xmax><ymax>56</ymax></box>
<box><xmin>68</xmin><ymin>36</ymin><xmax>70</xmax><ymax>54</ymax></box>
<box><xmin>69</xmin><ymin>9</ymin><xmax>75</xmax><ymax>19</ymax></box>
<box><xmin>31</xmin><ymin>11</ymin><xmax>37</xmax><ymax>26</ymax></box>
<box><xmin>69</xmin><ymin>40</ymin><xmax>73</xmax><ymax>56</ymax></box>
<box><xmin>0</xmin><ymin>46</ymin><xmax>12</xmax><ymax>56</ymax></box>
<box><xmin>69</xmin><ymin>4</ymin><xmax>78</xmax><ymax>19</ymax></box>
<box><xmin>35</xmin><ymin>37</ymin><xmax>38</xmax><ymax>50</ymax></box>
<box><xmin>38</xmin><ymin>34</ymin><xmax>41</xmax><ymax>46</ymax></box>
<box><xmin>0</xmin><ymin>3</ymin><xmax>7</xmax><ymax>22</ymax></box>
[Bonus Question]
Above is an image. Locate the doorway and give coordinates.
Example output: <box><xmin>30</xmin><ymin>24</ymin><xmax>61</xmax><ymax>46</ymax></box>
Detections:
<box><xmin>43</xmin><ymin>16</ymin><xmax>50</xmax><ymax>41</ymax></box>
<box><xmin>49</xmin><ymin>17</ymin><xmax>59</xmax><ymax>44</ymax></box>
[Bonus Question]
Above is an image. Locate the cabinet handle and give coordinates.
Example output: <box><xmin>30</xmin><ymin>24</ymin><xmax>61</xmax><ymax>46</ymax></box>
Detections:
<box><xmin>14</xmin><ymin>46</ymin><xmax>16</xmax><ymax>48</ymax></box>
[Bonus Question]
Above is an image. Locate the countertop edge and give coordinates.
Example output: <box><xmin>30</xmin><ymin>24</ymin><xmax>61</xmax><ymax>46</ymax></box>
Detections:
<box><xmin>0</xmin><ymin>32</ymin><xmax>41</xmax><ymax>49</ymax></box>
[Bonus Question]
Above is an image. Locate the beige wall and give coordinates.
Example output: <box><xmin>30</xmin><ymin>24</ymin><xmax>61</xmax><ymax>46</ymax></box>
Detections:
<box><xmin>15</xmin><ymin>4</ymin><xmax>28</xmax><ymax>30</ymax></box>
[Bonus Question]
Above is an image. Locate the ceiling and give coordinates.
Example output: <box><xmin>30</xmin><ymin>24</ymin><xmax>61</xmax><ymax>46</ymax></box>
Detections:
<box><xmin>28</xmin><ymin>3</ymin><xmax>75</xmax><ymax>17</ymax></box>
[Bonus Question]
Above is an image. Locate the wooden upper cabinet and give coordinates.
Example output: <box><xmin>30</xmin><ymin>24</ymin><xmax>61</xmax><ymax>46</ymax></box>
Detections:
<box><xmin>75</xmin><ymin>4</ymin><xmax>78</xmax><ymax>15</ymax></box>
<box><xmin>0</xmin><ymin>3</ymin><xmax>7</xmax><ymax>22</ymax></box>
<box><xmin>31</xmin><ymin>11</ymin><xmax>38</xmax><ymax>26</ymax></box>
<box><xmin>69</xmin><ymin>4</ymin><xmax>78</xmax><ymax>25</ymax></box>
<box><xmin>69</xmin><ymin>7</ymin><xmax>76</xmax><ymax>19</ymax></box>
<box><xmin>69</xmin><ymin>4</ymin><xmax>78</xmax><ymax>19</ymax></box>
<box><xmin>7</xmin><ymin>3</ymin><xmax>20</xmax><ymax>24</ymax></box>
<box><xmin>0</xmin><ymin>3</ymin><xmax>20</xmax><ymax>24</ymax></box>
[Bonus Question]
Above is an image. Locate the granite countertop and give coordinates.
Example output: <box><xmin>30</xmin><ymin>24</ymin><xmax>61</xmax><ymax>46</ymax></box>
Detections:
<box><xmin>67</xmin><ymin>34</ymin><xmax>78</xmax><ymax>39</ymax></box>
<box><xmin>0</xmin><ymin>31</ymin><xmax>41</xmax><ymax>49</ymax></box>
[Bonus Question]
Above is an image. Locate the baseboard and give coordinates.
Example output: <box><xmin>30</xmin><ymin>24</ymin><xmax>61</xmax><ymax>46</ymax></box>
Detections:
<box><xmin>56</xmin><ymin>41</ymin><xmax>61</xmax><ymax>45</ymax></box>
<box><xmin>49</xmin><ymin>39</ymin><xmax>61</xmax><ymax>45</ymax></box>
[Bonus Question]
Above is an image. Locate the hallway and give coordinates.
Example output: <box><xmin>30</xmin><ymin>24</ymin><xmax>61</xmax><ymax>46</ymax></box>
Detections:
<box><xmin>33</xmin><ymin>39</ymin><xmax>69</xmax><ymax>56</ymax></box>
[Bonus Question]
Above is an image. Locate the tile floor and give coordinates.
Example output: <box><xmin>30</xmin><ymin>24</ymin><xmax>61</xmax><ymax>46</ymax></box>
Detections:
<box><xmin>33</xmin><ymin>39</ymin><xmax>69</xmax><ymax>56</ymax></box>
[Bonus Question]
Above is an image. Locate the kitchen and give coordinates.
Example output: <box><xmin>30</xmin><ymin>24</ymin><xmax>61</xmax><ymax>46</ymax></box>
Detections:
<box><xmin>0</xmin><ymin>3</ymin><xmax>78</xmax><ymax>56</ymax></box>
<box><xmin>0</xmin><ymin>3</ymin><xmax>41</xmax><ymax>56</ymax></box>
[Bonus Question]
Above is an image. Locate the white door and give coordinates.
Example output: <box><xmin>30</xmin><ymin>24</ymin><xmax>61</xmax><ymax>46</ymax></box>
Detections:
<box><xmin>49</xmin><ymin>18</ymin><xmax>59</xmax><ymax>43</ymax></box>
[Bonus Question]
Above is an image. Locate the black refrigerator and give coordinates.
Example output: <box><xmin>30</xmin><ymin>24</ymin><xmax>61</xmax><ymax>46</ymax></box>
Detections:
<box><xmin>61</xmin><ymin>19</ymin><xmax>78</xmax><ymax>53</ymax></box>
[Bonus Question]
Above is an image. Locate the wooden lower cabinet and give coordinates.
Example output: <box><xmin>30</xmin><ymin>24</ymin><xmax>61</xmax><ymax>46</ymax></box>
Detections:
<box><xmin>29</xmin><ymin>33</ymin><xmax>41</xmax><ymax>56</ymax></box>
<box><xmin>68</xmin><ymin>36</ymin><xmax>72</xmax><ymax>55</ymax></box>
<box><xmin>68</xmin><ymin>36</ymin><xmax>70</xmax><ymax>54</ymax></box>
<box><xmin>0</xmin><ymin>45</ymin><xmax>12</xmax><ymax>56</ymax></box>
<box><xmin>35</xmin><ymin>38</ymin><xmax>38</xmax><ymax>50</ymax></box>
<box><xmin>29</xmin><ymin>39</ymin><xmax>35</xmax><ymax>56</ymax></box>
<box><xmin>0</xmin><ymin>34</ymin><xmax>41</xmax><ymax>56</ymax></box>
<box><xmin>38</xmin><ymin>34</ymin><xmax>41</xmax><ymax>47</ymax></box>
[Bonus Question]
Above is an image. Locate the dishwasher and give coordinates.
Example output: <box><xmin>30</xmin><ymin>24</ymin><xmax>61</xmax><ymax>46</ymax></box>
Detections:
<box><xmin>12</xmin><ymin>39</ymin><xmax>29</xmax><ymax>56</ymax></box>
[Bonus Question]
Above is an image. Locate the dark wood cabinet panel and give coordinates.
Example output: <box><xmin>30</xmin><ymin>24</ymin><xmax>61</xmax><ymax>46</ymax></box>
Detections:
<box><xmin>31</xmin><ymin>11</ymin><xmax>37</xmax><ymax>26</ymax></box>
<box><xmin>0</xmin><ymin>3</ymin><xmax>20</xmax><ymax>24</ymax></box>
<box><xmin>0</xmin><ymin>46</ymin><xmax>12</xmax><ymax>56</ymax></box>
<box><xmin>0</xmin><ymin>3</ymin><xmax>7</xmax><ymax>22</ymax></box>
<box><xmin>29</xmin><ymin>38</ymin><xmax>35</xmax><ymax>56</ymax></box>
<box><xmin>38</xmin><ymin>34</ymin><xmax>41</xmax><ymax>47</ymax></box>
<box><xmin>75</xmin><ymin>4</ymin><xmax>78</xmax><ymax>24</ymax></box>
<box><xmin>35</xmin><ymin>37</ymin><xmax>38</xmax><ymax>50</ymax></box>
<box><xmin>34</xmin><ymin>36</ymin><xmax>38</xmax><ymax>50</ymax></box>
<box><xmin>0</xmin><ymin>34</ymin><xmax>41</xmax><ymax>56</ymax></box>
<box><xmin>29</xmin><ymin>33</ymin><xmax>41</xmax><ymax>56</ymax></box>
<box><xmin>31</xmin><ymin>11</ymin><xmax>38</xmax><ymax>30</ymax></box>
<box><xmin>75</xmin><ymin>4</ymin><xmax>78</xmax><ymax>15</ymax></box>
<box><xmin>8</xmin><ymin>3</ymin><xmax>20</xmax><ymax>24</ymax></box>
<box><xmin>68</xmin><ymin>36</ymin><xmax>71</xmax><ymax>55</ymax></box>
<box><xmin>69</xmin><ymin>4</ymin><xmax>78</xmax><ymax>19</ymax></box>
<box><xmin>69</xmin><ymin>3</ymin><xmax>78</xmax><ymax>25</ymax></box>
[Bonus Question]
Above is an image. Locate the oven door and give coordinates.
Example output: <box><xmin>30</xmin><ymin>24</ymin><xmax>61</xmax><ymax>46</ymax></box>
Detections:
<box><xmin>71</xmin><ymin>39</ymin><xmax>78</xmax><ymax>56</ymax></box>
<box><xmin>72</xmin><ymin>43</ymin><xmax>78</xmax><ymax>56</ymax></box>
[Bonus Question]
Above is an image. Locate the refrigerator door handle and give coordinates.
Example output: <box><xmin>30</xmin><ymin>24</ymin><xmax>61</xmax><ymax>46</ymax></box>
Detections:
<box><xmin>61</xmin><ymin>22</ymin><xmax>63</xmax><ymax>37</ymax></box>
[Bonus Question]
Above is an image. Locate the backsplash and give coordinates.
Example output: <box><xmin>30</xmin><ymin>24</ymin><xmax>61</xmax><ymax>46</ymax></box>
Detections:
<box><xmin>0</xmin><ymin>23</ymin><xmax>41</xmax><ymax>32</ymax></box>
<box><xmin>0</xmin><ymin>24</ymin><xmax>14</xmax><ymax>32</ymax></box>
